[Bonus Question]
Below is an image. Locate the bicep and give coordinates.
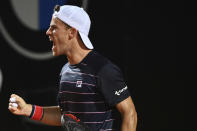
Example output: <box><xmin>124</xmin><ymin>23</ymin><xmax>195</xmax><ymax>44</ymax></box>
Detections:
<box><xmin>116</xmin><ymin>96</ymin><xmax>136</xmax><ymax>116</ymax></box>
<box><xmin>116</xmin><ymin>97</ymin><xmax>137</xmax><ymax>131</ymax></box>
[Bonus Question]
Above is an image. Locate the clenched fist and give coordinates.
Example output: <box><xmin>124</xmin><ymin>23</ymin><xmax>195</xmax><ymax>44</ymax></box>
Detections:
<box><xmin>8</xmin><ymin>94</ymin><xmax>32</xmax><ymax>117</ymax></box>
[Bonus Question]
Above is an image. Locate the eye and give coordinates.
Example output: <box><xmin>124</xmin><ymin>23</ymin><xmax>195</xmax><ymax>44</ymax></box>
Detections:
<box><xmin>50</xmin><ymin>26</ymin><xmax>57</xmax><ymax>33</ymax></box>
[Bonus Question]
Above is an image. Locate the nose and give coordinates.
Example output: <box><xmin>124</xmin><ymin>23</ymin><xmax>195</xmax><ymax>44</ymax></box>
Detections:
<box><xmin>46</xmin><ymin>28</ymin><xmax>51</xmax><ymax>36</ymax></box>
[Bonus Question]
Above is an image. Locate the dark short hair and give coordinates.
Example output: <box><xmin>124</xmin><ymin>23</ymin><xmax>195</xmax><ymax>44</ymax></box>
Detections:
<box><xmin>54</xmin><ymin>5</ymin><xmax>60</xmax><ymax>12</ymax></box>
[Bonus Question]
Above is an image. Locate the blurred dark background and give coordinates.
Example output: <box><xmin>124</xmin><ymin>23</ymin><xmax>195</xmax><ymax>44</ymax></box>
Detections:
<box><xmin>0</xmin><ymin>0</ymin><xmax>196</xmax><ymax>131</ymax></box>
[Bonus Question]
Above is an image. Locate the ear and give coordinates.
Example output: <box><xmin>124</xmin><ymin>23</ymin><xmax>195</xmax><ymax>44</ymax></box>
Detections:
<box><xmin>68</xmin><ymin>28</ymin><xmax>78</xmax><ymax>40</ymax></box>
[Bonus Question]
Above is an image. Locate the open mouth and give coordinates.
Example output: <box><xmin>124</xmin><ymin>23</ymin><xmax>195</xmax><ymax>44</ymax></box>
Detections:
<box><xmin>48</xmin><ymin>36</ymin><xmax>57</xmax><ymax>53</ymax></box>
<box><xmin>49</xmin><ymin>36</ymin><xmax>53</xmax><ymax>42</ymax></box>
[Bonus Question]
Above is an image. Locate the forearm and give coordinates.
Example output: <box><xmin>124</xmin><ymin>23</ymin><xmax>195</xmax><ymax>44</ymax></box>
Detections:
<box><xmin>40</xmin><ymin>106</ymin><xmax>62</xmax><ymax>126</ymax></box>
<box><xmin>121</xmin><ymin>110</ymin><xmax>137</xmax><ymax>131</ymax></box>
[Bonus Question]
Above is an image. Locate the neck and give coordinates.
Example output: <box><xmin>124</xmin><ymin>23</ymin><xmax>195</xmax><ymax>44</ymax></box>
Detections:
<box><xmin>67</xmin><ymin>48</ymin><xmax>91</xmax><ymax>65</ymax></box>
<box><xmin>65</xmin><ymin>35</ymin><xmax>92</xmax><ymax>65</ymax></box>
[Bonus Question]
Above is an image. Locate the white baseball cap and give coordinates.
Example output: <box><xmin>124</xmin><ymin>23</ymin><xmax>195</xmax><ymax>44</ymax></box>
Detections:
<box><xmin>53</xmin><ymin>5</ymin><xmax>93</xmax><ymax>49</ymax></box>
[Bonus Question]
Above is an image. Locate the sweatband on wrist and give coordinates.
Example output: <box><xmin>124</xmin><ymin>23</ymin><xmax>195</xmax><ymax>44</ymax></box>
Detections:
<box><xmin>29</xmin><ymin>105</ymin><xmax>44</xmax><ymax>121</ymax></box>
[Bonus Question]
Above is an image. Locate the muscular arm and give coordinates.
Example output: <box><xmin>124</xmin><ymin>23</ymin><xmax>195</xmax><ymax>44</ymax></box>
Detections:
<box><xmin>116</xmin><ymin>96</ymin><xmax>137</xmax><ymax>131</ymax></box>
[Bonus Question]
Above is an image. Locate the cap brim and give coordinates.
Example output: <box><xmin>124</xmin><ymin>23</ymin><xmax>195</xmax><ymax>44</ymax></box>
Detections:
<box><xmin>79</xmin><ymin>32</ymin><xmax>94</xmax><ymax>49</ymax></box>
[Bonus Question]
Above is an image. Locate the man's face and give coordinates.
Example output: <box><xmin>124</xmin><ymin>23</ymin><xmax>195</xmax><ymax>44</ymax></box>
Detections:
<box><xmin>46</xmin><ymin>17</ymin><xmax>71</xmax><ymax>56</ymax></box>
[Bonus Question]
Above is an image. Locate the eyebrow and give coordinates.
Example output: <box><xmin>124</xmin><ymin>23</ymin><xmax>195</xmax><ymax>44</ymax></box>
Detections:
<box><xmin>50</xmin><ymin>24</ymin><xmax>57</xmax><ymax>28</ymax></box>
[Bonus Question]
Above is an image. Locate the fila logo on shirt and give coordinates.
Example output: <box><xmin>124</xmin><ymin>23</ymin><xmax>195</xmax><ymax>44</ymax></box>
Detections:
<box><xmin>115</xmin><ymin>86</ymin><xmax>128</xmax><ymax>96</ymax></box>
<box><xmin>76</xmin><ymin>80</ymin><xmax>83</xmax><ymax>88</ymax></box>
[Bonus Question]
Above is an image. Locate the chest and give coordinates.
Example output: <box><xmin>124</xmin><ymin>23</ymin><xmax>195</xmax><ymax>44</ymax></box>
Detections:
<box><xmin>59</xmin><ymin>66</ymin><xmax>98</xmax><ymax>94</ymax></box>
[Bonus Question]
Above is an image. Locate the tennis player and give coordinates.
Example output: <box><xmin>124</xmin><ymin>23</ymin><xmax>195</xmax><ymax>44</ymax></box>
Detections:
<box><xmin>8</xmin><ymin>5</ymin><xmax>137</xmax><ymax>131</ymax></box>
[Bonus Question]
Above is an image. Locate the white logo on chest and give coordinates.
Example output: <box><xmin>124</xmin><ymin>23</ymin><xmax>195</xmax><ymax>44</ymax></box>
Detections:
<box><xmin>76</xmin><ymin>80</ymin><xmax>83</xmax><ymax>88</ymax></box>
